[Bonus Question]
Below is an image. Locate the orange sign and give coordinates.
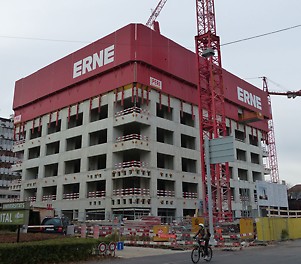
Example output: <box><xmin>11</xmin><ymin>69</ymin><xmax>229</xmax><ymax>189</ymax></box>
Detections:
<box><xmin>153</xmin><ymin>225</ymin><xmax>169</xmax><ymax>242</ymax></box>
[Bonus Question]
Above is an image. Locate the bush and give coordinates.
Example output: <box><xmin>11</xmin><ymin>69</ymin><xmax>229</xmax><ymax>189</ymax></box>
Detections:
<box><xmin>0</xmin><ymin>237</ymin><xmax>100</xmax><ymax>264</ymax></box>
<box><xmin>0</xmin><ymin>225</ymin><xmax>18</xmax><ymax>232</ymax></box>
<box><xmin>281</xmin><ymin>229</ymin><xmax>289</xmax><ymax>241</ymax></box>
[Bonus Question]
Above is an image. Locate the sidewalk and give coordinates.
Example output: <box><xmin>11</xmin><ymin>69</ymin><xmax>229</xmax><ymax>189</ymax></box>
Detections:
<box><xmin>115</xmin><ymin>245</ymin><xmax>187</xmax><ymax>258</ymax></box>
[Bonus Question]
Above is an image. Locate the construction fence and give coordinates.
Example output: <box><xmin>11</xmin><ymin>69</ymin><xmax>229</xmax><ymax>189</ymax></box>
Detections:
<box><xmin>256</xmin><ymin>217</ymin><xmax>301</xmax><ymax>241</ymax></box>
<box><xmin>69</xmin><ymin>216</ymin><xmax>301</xmax><ymax>248</ymax></box>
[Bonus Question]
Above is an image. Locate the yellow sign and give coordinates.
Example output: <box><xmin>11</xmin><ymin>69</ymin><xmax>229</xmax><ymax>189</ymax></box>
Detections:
<box><xmin>153</xmin><ymin>225</ymin><xmax>169</xmax><ymax>242</ymax></box>
<box><xmin>240</xmin><ymin>218</ymin><xmax>254</xmax><ymax>239</ymax></box>
<box><xmin>191</xmin><ymin>217</ymin><xmax>204</xmax><ymax>233</ymax></box>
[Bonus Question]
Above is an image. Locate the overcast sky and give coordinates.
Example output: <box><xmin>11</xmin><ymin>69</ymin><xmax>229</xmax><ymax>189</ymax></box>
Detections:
<box><xmin>0</xmin><ymin>0</ymin><xmax>300</xmax><ymax>186</ymax></box>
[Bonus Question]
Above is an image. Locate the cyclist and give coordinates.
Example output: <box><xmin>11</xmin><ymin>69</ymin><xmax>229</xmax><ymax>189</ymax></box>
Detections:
<box><xmin>193</xmin><ymin>223</ymin><xmax>211</xmax><ymax>260</ymax></box>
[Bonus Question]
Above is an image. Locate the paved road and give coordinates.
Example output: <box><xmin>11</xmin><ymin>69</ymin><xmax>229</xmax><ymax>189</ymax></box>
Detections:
<box><xmin>78</xmin><ymin>239</ymin><xmax>301</xmax><ymax>264</ymax></box>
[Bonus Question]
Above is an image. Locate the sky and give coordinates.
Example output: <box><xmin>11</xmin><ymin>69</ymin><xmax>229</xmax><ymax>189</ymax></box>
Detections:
<box><xmin>0</xmin><ymin>0</ymin><xmax>300</xmax><ymax>186</ymax></box>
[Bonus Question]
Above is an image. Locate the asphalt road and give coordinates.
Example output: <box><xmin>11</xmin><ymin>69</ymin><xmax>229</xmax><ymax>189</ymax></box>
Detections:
<box><xmin>81</xmin><ymin>239</ymin><xmax>301</xmax><ymax>264</ymax></box>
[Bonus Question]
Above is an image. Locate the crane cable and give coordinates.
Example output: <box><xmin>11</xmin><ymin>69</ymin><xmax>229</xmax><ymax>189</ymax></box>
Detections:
<box><xmin>221</xmin><ymin>24</ymin><xmax>301</xmax><ymax>46</ymax></box>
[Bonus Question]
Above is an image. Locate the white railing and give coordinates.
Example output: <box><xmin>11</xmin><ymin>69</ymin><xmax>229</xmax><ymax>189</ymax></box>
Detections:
<box><xmin>182</xmin><ymin>192</ymin><xmax>197</xmax><ymax>199</ymax></box>
<box><xmin>63</xmin><ymin>192</ymin><xmax>79</xmax><ymax>200</ymax></box>
<box><xmin>87</xmin><ymin>191</ymin><xmax>106</xmax><ymax>198</ymax></box>
<box><xmin>115</xmin><ymin>107</ymin><xmax>149</xmax><ymax>117</ymax></box>
<box><xmin>25</xmin><ymin>196</ymin><xmax>36</xmax><ymax>202</ymax></box>
<box><xmin>114</xmin><ymin>160</ymin><xmax>148</xmax><ymax>169</ymax></box>
<box><xmin>157</xmin><ymin>190</ymin><xmax>175</xmax><ymax>197</ymax></box>
<box><xmin>42</xmin><ymin>194</ymin><xmax>57</xmax><ymax>201</ymax></box>
<box><xmin>113</xmin><ymin>188</ymin><xmax>150</xmax><ymax>196</ymax></box>
<box><xmin>116</xmin><ymin>134</ymin><xmax>148</xmax><ymax>142</ymax></box>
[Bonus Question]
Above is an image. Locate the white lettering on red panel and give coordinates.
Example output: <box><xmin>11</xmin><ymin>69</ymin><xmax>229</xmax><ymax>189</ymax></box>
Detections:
<box><xmin>73</xmin><ymin>45</ymin><xmax>115</xmax><ymax>78</ymax></box>
<box><xmin>237</xmin><ymin>86</ymin><xmax>262</xmax><ymax>110</ymax></box>
<box><xmin>14</xmin><ymin>115</ymin><xmax>22</xmax><ymax>124</ymax></box>
<box><xmin>150</xmin><ymin>77</ymin><xmax>162</xmax><ymax>89</ymax></box>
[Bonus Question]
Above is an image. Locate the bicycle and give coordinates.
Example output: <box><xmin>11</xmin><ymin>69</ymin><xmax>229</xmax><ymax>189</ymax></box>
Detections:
<box><xmin>191</xmin><ymin>238</ymin><xmax>213</xmax><ymax>263</ymax></box>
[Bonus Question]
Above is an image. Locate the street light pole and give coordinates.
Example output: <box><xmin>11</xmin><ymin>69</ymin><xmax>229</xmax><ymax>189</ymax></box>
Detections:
<box><xmin>204</xmin><ymin>138</ymin><xmax>215</xmax><ymax>245</ymax></box>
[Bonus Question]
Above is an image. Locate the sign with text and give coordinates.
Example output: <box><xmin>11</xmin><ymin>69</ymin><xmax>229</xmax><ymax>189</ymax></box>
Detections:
<box><xmin>0</xmin><ymin>202</ymin><xmax>30</xmax><ymax>226</ymax></box>
<box><xmin>150</xmin><ymin>77</ymin><xmax>162</xmax><ymax>89</ymax></box>
<box><xmin>0</xmin><ymin>210</ymin><xmax>29</xmax><ymax>225</ymax></box>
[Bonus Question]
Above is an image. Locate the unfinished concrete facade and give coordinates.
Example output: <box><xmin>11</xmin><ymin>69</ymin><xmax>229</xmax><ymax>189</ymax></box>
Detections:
<box><xmin>12</xmin><ymin>24</ymin><xmax>270</xmax><ymax>222</ymax></box>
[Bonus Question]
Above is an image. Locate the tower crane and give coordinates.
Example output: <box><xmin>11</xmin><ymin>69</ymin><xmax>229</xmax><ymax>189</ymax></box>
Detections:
<box><xmin>146</xmin><ymin>0</ymin><xmax>167</xmax><ymax>32</ymax></box>
<box><xmin>262</xmin><ymin>76</ymin><xmax>301</xmax><ymax>183</ymax></box>
<box><xmin>195</xmin><ymin>0</ymin><xmax>232</xmax><ymax>221</ymax></box>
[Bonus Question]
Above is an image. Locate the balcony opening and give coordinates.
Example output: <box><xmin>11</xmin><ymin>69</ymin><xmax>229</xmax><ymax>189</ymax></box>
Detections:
<box><xmin>63</xmin><ymin>183</ymin><xmax>79</xmax><ymax>200</ymax></box>
<box><xmin>42</xmin><ymin>186</ymin><xmax>57</xmax><ymax>201</ymax></box>
<box><xmin>87</xmin><ymin>180</ymin><xmax>106</xmax><ymax>198</ymax></box>
<box><xmin>24</xmin><ymin>188</ymin><xmax>37</xmax><ymax>202</ymax></box>
<box><xmin>157</xmin><ymin>179</ymin><xmax>175</xmax><ymax>197</ymax></box>
<box><xmin>182</xmin><ymin>182</ymin><xmax>197</xmax><ymax>198</ymax></box>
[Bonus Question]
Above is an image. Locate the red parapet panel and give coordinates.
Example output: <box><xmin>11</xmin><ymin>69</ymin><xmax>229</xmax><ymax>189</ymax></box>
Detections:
<box><xmin>13</xmin><ymin>23</ymin><xmax>136</xmax><ymax>110</ymax></box>
<box><xmin>223</xmin><ymin>70</ymin><xmax>270</xmax><ymax>119</ymax></box>
<box><xmin>14</xmin><ymin>63</ymin><xmax>135</xmax><ymax>122</ymax></box>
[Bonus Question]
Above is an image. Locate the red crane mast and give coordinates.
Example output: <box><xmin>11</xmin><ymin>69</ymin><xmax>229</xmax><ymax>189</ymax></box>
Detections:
<box><xmin>146</xmin><ymin>0</ymin><xmax>167</xmax><ymax>32</ymax></box>
<box><xmin>262</xmin><ymin>76</ymin><xmax>301</xmax><ymax>183</ymax></box>
<box><xmin>262</xmin><ymin>77</ymin><xmax>280</xmax><ymax>183</ymax></box>
<box><xmin>195</xmin><ymin>0</ymin><xmax>232</xmax><ymax>221</ymax></box>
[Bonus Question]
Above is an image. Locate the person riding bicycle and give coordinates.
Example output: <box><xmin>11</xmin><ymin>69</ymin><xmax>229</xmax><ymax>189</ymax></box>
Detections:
<box><xmin>193</xmin><ymin>223</ymin><xmax>211</xmax><ymax>260</ymax></box>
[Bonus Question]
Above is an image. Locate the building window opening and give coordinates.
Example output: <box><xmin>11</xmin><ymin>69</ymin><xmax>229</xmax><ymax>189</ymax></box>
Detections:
<box><xmin>90</xmin><ymin>105</ymin><xmax>108</xmax><ymax>122</ymax></box>
<box><xmin>68</xmin><ymin>113</ymin><xmax>83</xmax><ymax>129</ymax></box>
<box><xmin>47</xmin><ymin>120</ymin><xmax>61</xmax><ymax>134</ymax></box>
<box><xmin>30</xmin><ymin>127</ymin><xmax>42</xmax><ymax>139</ymax></box>
<box><xmin>65</xmin><ymin>159</ymin><xmax>81</xmax><ymax>174</ymax></box>
<box><xmin>156</xmin><ymin>103</ymin><xmax>173</xmax><ymax>120</ymax></box>
<box><xmin>157</xmin><ymin>153</ymin><xmax>174</xmax><ymax>170</ymax></box>
<box><xmin>180</xmin><ymin>111</ymin><xmax>195</xmax><ymax>127</ymax></box>
<box><xmin>66</xmin><ymin>136</ymin><xmax>82</xmax><ymax>151</ymax></box>
<box><xmin>181</xmin><ymin>157</ymin><xmax>196</xmax><ymax>173</ymax></box>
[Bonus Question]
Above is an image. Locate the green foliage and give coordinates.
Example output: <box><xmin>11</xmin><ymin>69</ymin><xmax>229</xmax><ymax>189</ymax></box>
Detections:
<box><xmin>0</xmin><ymin>237</ymin><xmax>99</xmax><ymax>264</ymax></box>
<box><xmin>0</xmin><ymin>225</ymin><xmax>18</xmax><ymax>232</ymax></box>
<box><xmin>101</xmin><ymin>230</ymin><xmax>119</xmax><ymax>243</ymax></box>
<box><xmin>281</xmin><ymin>229</ymin><xmax>289</xmax><ymax>241</ymax></box>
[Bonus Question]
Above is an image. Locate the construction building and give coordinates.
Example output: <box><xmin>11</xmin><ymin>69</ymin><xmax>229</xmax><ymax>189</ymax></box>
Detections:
<box><xmin>11</xmin><ymin>24</ymin><xmax>271</xmax><ymax>222</ymax></box>
<box><xmin>0</xmin><ymin>117</ymin><xmax>20</xmax><ymax>204</ymax></box>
